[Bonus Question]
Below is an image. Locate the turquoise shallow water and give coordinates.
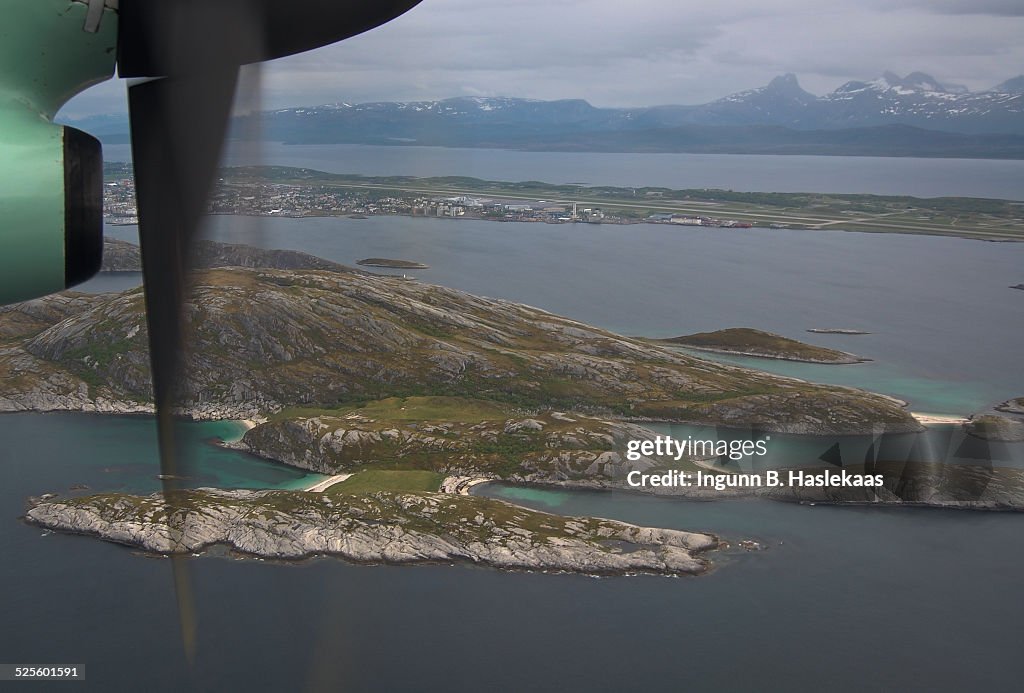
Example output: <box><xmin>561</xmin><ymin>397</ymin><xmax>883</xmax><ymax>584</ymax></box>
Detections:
<box><xmin>0</xmin><ymin>413</ymin><xmax>326</xmax><ymax>494</ymax></box>
<box><xmin>671</xmin><ymin>348</ymin><xmax>995</xmax><ymax>415</ymax></box>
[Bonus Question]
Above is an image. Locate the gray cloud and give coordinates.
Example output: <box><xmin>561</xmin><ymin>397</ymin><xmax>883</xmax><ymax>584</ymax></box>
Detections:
<box><xmin>903</xmin><ymin>0</ymin><xmax>1024</xmax><ymax>17</ymax></box>
<box><xmin>59</xmin><ymin>0</ymin><xmax>1024</xmax><ymax>117</ymax></box>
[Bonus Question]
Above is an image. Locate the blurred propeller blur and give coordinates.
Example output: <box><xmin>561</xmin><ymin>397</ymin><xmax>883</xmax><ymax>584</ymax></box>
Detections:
<box><xmin>116</xmin><ymin>0</ymin><xmax>424</xmax><ymax>664</ymax></box>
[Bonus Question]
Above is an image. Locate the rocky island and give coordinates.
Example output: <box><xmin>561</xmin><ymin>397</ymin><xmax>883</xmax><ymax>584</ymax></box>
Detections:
<box><xmin>24</xmin><ymin>480</ymin><xmax>718</xmax><ymax>576</ymax></box>
<box><xmin>806</xmin><ymin>328</ymin><xmax>870</xmax><ymax>335</ymax></box>
<box><xmin>356</xmin><ymin>258</ymin><xmax>430</xmax><ymax>270</ymax></box>
<box><xmin>657</xmin><ymin>327</ymin><xmax>867</xmax><ymax>364</ymax></box>
<box><xmin>8</xmin><ymin>241</ymin><xmax>968</xmax><ymax>574</ymax></box>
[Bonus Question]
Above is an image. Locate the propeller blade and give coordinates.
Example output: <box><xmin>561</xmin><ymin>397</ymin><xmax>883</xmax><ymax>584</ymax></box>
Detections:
<box><xmin>128</xmin><ymin>67</ymin><xmax>240</xmax><ymax>664</ymax></box>
<box><xmin>118</xmin><ymin>0</ymin><xmax>423</xmax><ymax>668</ymax></box>
<box><xmin>117</xmin><ymin>0</ymin><xmax>424</xmax><ymax>78</ymax></box>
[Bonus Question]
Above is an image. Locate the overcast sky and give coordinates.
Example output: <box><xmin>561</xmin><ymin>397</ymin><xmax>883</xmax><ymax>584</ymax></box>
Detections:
<box><xmin>61</xmin><ymin>0</ymin><xmax>1024</xmax><ymax>118</ymax></box>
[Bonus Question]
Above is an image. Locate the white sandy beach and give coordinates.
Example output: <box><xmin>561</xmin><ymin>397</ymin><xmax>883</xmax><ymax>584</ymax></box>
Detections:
<box><xmin>304</xmin><ymin>474</ymin><xmax>353</xmax><ymax>492</ymax></box>
<box><xmin>911</xmin><ymin>412</ymin><xmax>969</xmax><ymax>425</ymax></box>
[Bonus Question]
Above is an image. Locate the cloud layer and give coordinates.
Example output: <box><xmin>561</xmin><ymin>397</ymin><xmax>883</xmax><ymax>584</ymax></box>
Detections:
<box><xmin>61</xmin><ymin>0</ymin><xmax>1024</xmax><ymax>117</ymax></box>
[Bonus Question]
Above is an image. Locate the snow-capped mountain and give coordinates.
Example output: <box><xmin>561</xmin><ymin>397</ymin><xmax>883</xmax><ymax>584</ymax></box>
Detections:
<box><xmin>815</xmin><ymin>71</ymin><xmax>1023</xmax><ymax>133</ymax></box>
<box><xmin>267</xmin><ymin>96</ymin><xmax>608</xmax><ymax>127</ymax></box>
<box><xmin>65</xmin><ymin>71</ymin><xmax>1024</xmax><ymax>156</ymax></box>
<box><xmin>629</xmin><ymin>74</ymin><xmax>820</xmax><ymax>129</ymax></box>
<box><xmin>991</xmin><ymin>76</ymin><xmax>1024</xmax><ymax>94</ymax></box>
<box><xmin>875</xmin><ymin>71</ymin><xmax>967</xmax><ymax>94</ymax></box>
<box><xmin>253</xmin><ymin>72</ymin><xmax>1023</xmax><ymax>139</ymax></box>
<box><xmin>630</xmin><ymin>71</ymin><xmax>1021</xmax><ymax>134</ymax></box>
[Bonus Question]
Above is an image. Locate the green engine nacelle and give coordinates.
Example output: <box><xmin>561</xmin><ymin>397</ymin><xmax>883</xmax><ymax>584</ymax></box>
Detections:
<box><xmin>0</xmin><ymin>0</ymin><xmax>117</xmax><ymax>305</ymax></box>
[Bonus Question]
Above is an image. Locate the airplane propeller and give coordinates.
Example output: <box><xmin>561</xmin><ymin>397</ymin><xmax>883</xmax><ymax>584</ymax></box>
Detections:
<box><xmin>120</xmin><ymin>0</ymin><xmax>425</xmax><ymax>665</ymax></box>
<box><xmin>1</xmin><ymin>0</ymin><xmax>424</xmax><ymax>666</ymax></box>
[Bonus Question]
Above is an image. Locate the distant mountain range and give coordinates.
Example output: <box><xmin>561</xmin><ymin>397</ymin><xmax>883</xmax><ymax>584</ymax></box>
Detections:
<box><xmin>66</xmin><ymin>71</ymin><xmax>1024</xmax><ymax>158</ymax></box>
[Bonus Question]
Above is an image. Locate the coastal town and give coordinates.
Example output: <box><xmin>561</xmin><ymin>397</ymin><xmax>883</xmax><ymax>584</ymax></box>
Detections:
<box><xmin>99</xmin><ymin>162</ymin><xmax>1024</xmax><ymax>240</ymax></box>
<box><xmin>101</xmin><ymin>166</ymin><xmax>757</xmax><ymax>229</ymax></box>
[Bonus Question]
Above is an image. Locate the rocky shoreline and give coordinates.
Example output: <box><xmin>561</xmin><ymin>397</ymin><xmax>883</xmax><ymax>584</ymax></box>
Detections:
<box><xmin>995</xmin><ymin>397</ymin><xmax>1024</xmax><ymax>416</ymax></box>
<box><xmin>671</xmin><ymin>344</ymin><xmax>867</xmax><ymax>365</ymax></box>
<box><xmin>23</xmin><ymin>488</ymin><xmax>720</xmax><ymax>577</ymax></box>
<box><xmin>965</xmin><ymin>414</ymin><xmax>1024</xmax><ymax>442</ymax></box>
<box><xmin>0</xmin><ymin>395</ymin><xmax>266</xmax><ymax>423</ymax></box>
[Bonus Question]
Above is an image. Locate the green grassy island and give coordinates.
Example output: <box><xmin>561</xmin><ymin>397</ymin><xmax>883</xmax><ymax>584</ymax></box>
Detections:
<box><xmin>658</xmin><ymin>327</ymin><xmax>868</xmax><ymax>364</ymax></box>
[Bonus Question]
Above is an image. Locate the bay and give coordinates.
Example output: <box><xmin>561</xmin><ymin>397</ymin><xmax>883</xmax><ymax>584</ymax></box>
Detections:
<box><xmin>0</xmin><ymin>413</ymin><xmax>323</xmax><ymax>496</ymax></box>
<box><xmin>102</xmin><ymin>142</ymin><xmax>1024</xmax><ymax>200</ymax></box>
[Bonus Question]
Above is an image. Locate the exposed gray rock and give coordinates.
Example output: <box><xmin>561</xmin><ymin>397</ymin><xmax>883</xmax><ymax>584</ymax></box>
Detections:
<box><xmin>504</xmin><ymin>418</ymin><xmax>545</xmax><ymax>433</ymax></box>
<box><xmin>99</xmin><ymin>239</ymin><xmax>142</xmax><ymax>272</ymax></box>
<box><xmin>995</xmin><ymin>397</ymin><xmax>1024</xmax><ymax>416</ymax></box>
<box><xmin>965</xmin><ymin>414</ymin><xmax>1024</xmax><ymax>442</ymax></box>
<box><xmin>0</xmin><ymin>293</ymin><xmax>98</xmax><ymax>340</ymax></box>
<box><xmin>25</xmin><ymin>489</ymin><xmax>719</xmax><ymax>576</ymax></box>
<box><xmin>241</xmin><ymin>410</ymin><xmax>665</xmax><ymax>481</ymax></box>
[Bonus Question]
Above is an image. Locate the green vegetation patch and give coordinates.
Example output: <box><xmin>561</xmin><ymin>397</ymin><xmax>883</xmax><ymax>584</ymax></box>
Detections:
<box><xmin>353</xmin><ymin>396</ymin><xmax>510</xmax><ymax>422</ymax></box>
<box><xmin>328</xmin><ymin>470</ymin><xmax>444</xmax><ymax>495</ymax></box>
<box><xmin>271</xmin><ymin>397</ymin><xmax>511</xmax><ymax>425</ymax></box>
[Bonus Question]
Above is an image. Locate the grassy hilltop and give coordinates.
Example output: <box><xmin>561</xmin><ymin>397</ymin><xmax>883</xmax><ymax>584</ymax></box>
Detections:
<box><xmin>0</xmin><ymin>250</ymin><xmax>916</xmax><ymax>436</ymax></box>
